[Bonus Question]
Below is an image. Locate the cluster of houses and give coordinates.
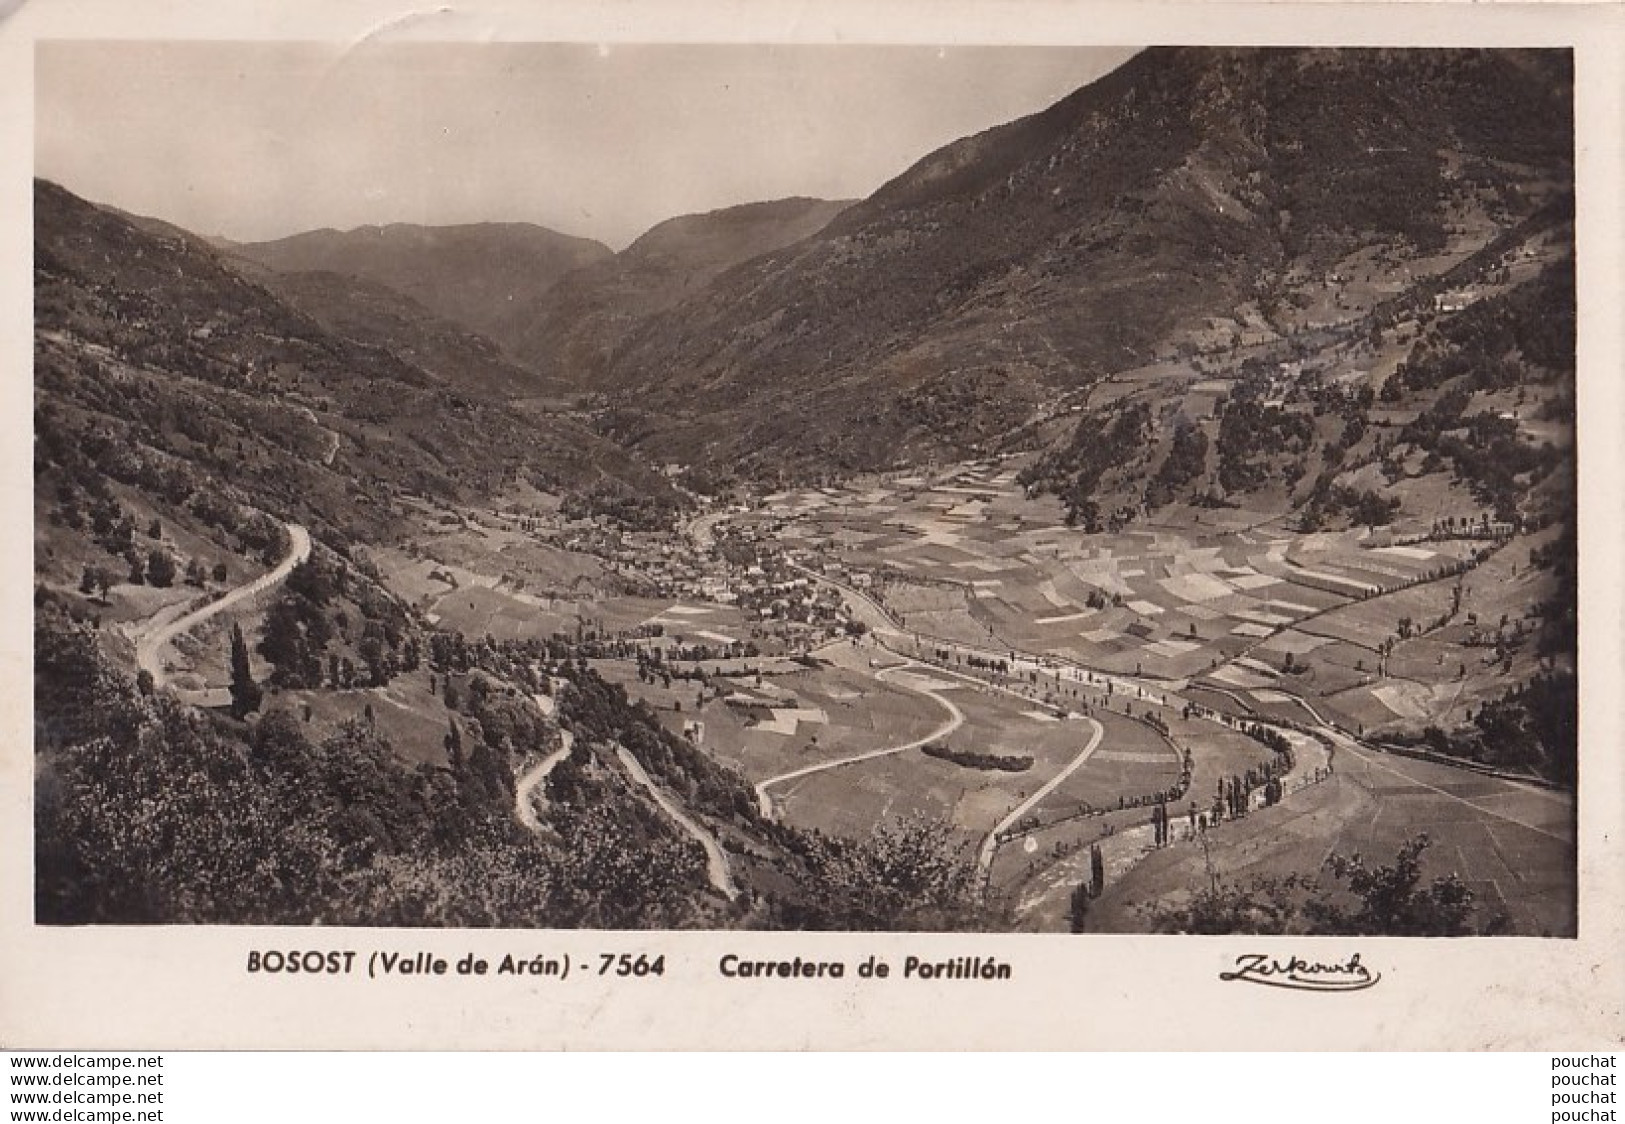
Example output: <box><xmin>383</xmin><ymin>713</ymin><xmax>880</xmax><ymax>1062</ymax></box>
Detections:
<box><xmin>482</xmin><ymin>498</ymin><xmax>860</xmax><ymax>642</ymax></box>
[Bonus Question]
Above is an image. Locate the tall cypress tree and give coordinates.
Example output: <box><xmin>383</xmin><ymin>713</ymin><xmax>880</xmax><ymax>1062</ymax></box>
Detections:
<box><xmin>1069</xmin><ymin>882</ymin><xmax>1091</xmax><ymax>933</ymax></box>
<box><xmin>445</xmin><ymin>717</ymin><xmax>464</xmax><ymax>775</ymax></box>
<box><xmin>228</xmin><ymin>622</ymin><xmax>262</xmax><ymax>720</ymax></box>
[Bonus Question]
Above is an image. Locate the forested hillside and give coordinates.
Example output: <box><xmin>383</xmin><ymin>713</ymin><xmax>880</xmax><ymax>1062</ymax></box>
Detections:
<box><xmin>593</xmin><ymin>48</ymin><xmax>1570</xmax><ymax>480</ymax></box>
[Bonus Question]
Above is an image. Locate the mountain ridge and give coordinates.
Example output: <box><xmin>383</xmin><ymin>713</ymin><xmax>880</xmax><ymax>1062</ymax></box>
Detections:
<box><xmin>227</xmin><ymin>219</ymin><xmax>613</xmax><ymax>348</ymax></box>
<box><xmin>33</xmin><ymin>177</ymin><xmax>677</xmax><ymax>551</ymax></box>
<box><xmin>592</xmin><ymin>47</ymin><xmax>1572</xmax><ymax>480</ymax></box>
<box><xmin>496</xmin><ymin>195</ymin><xmax>854</xmax><ymax>388</ymax></box>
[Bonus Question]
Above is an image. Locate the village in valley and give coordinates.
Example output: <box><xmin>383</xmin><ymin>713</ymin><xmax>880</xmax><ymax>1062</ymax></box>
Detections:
<box><xmin>343</xmin><ymin>303</ymin><xmax>1573</xmax><ymax>935</ymax></box>
<box><xmin>33</xmin><ymin>46</ymin><xmax>1577</xmax><ymax>935</ymax></box>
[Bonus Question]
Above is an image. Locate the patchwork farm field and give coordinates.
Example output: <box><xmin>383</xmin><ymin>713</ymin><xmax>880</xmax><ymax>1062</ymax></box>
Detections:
<box><xmin>983</xmin><ymin>709</ymin><xmax>1298</xmax><ymax>904</ymax></box>
<box><xmin>1293</xmin><ymin>582</ymin><xmax>1458</xmax><ymax>649</ymax></box>
<box><xmin>340</xmin><ymin>451</ymin><xmax>1571</xmax><ymax>936</ymax></box>
<box><xmin>757</xmin><ymin>462</ymin><xmax>1498</xmax><ymax>698</ymax></box>
<box><xmin>1030</xmin><ymin>709</ymin><xmax>1183</xmax><ymax>822</ymax></box>
<box><xmin>770</xmin><ymin>676</ymin><xmax>1104</xmax><ymax>841</ymax></box>
<box><xmin>596</xmin><ymin>653</ymin><xmax>949</xmax><ymax>782</ymax></box>
<box><xmin>1084</xmin><ymin>741</ymin><xmax>1574</xmax><ymax>937</ymax></box>
<box><xmin>736</xmin><ymin>459</ymin><xmax>1568</xmax><ymax>934</ymax></box>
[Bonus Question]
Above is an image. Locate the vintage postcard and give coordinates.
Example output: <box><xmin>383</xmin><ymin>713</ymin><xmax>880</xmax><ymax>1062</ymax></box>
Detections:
<box><xmin>1</xmin><ymin>0</ymin><xmax>1620</xmax><ymax>1050</ymax></box>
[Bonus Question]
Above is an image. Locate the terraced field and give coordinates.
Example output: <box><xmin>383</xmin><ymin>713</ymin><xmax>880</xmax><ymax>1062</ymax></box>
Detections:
<box><xmin>735</xmin><ymin>459</ymin><xmax>1573</xmax><ymax>934</ymax></box>
<box><xmin>752</xmin><ymin>463</ymin><xmax>1492</xmax><ymax>691</ymax></box>
<box><xmin>355</xmin><ymin>453</ymin><xmax>1573</xmax><ymax>936</ymax></box>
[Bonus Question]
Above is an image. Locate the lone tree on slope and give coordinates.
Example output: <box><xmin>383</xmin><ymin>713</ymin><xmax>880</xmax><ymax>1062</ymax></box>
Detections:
<box><xmin>228</xmin><ymin>623</ymin><xmax>263</xmax><ymax>720</ymax></box>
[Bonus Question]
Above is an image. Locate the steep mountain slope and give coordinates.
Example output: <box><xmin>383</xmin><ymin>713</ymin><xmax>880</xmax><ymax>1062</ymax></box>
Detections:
<box><xmin>495</xmin><ymin>197</ymin><xmax>852</xmax><ymax>389</ymax></box>
<box><xmin>596</xmin><ymin>47</ymin><xmax>1572</xmax><ymax>480</ymax></box>
<box><xmin>230</xmin><ymin>264</ymin><xmax>565</xmax><ymax>401</ymax></box>
<box><xmin>226</xmin><ymin>221</ymin><xmax>612</xmax><ymax>346</ymax></box>
<box><xmin>43</xmin><ymin>180</ymin><xmax>975</xmax><ymax>932</ymax></box>
<box><xmin>34</xmin><ymin>180</ymin><xmax>990</xmax><ymax>932</ymax></box>
<box><xmin>34</xmin><ymin>178</ymin><xmax>675</xmax><ymax>557</ymax></box>
<box><xmin>106</xmin><ymin>206</ymin><xmax>227</xmax><ymax>255</ymax></box>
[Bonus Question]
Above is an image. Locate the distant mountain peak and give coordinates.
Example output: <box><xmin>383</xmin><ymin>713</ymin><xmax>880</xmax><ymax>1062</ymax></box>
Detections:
<box><xmin>585</xmin><ymin>47</ymin><xmax>1571</xmax><ymax>480</ymax></box>
<box><xmin>228</xmin><ymin>220</ymin><xmax>613</xmax><ymax>344</ymax></box>
<box><xmin>492</xmin><ymin>195</ymin><xmax>854</xmax><ymax>384</ymax></box>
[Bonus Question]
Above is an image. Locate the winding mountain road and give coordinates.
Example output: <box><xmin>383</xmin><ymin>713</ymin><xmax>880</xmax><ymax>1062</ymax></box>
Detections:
<box><xmin>977</xmin><ymin>716</ymin><xmax>1104</xmax><ymax>874</ymax></box>
<box><xmin>723</xmin><ymin>508</ymin><xmax>1570</xmax><ymax>920</ymax></box>
<box><xmin>514</xmin><ymin>727</ymin><xmax>574</xmax><ymax>832</ymax></box>
<box><xmin>1009</xmin><ymin>726</ymin><xmax>1331</xmax><ymax>920</ymax></box>
<box><xmin>753</xmin><ymin>660</ymin><xmax>966</xmax><ymax>818</ymax></box>
<box><xmin>134</xmin><ymin>522</ymin><xmax>311</xmax><ymax>701</ymax></box>
<box><xmin>616</xmin><ymin>745</ymin><xmax>739</xmax><ymax>901</ymax></box>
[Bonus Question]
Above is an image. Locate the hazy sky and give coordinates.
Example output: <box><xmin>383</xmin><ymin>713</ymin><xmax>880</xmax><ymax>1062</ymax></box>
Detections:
<box><xmin>36</xmin><ymin>42</ymin><xmax>1137</xmax><ymax>249</ymax></box>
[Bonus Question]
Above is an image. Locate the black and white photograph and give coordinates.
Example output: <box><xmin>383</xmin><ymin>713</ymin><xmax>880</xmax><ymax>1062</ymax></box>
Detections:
<box><xmin>6</xmin><ymin>0</ymin><xmax>1623</xmax><ymax>1056</ymax></box>
<box><xmin>29</xmin><ymin>38</ymin><xmax>1581</xmax><ymax>939</ymax></box>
